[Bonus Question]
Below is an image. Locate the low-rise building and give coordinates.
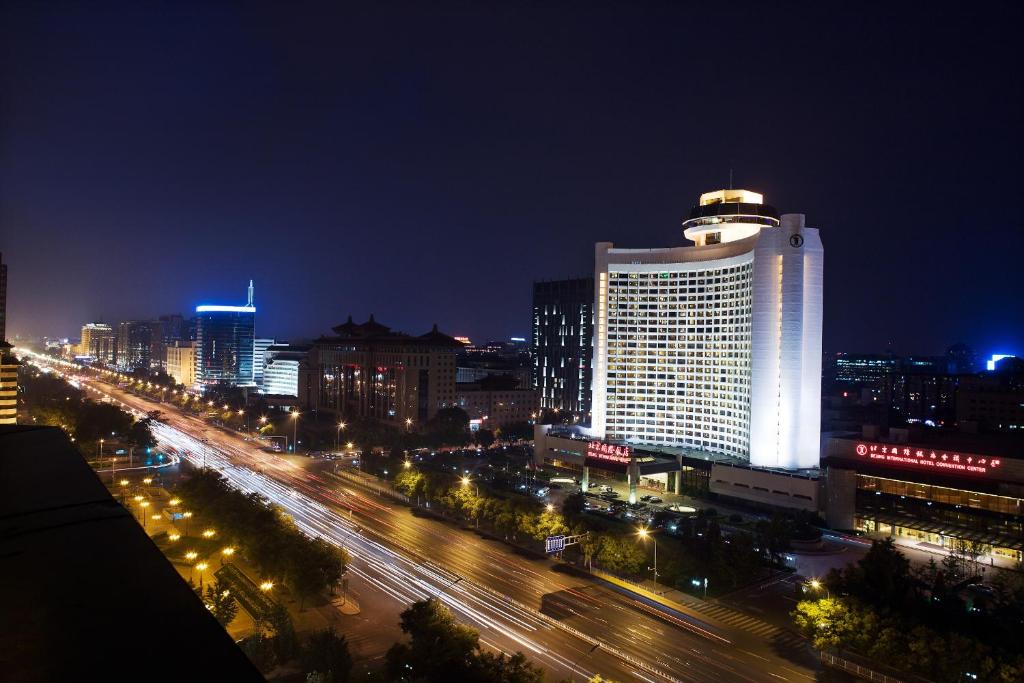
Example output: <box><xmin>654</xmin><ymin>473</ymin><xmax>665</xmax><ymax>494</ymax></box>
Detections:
<box><xmin>456</xmin><ymin>380</ymin><xmax>539</xmax><ymax>429</ymax></box>
<box><xmin>823</xmin><ymin>428</ymin><xmax>1024</xmax><ymax>563</ymax></box>
<box><xmin>262</xmin><ymin>345</ymin><xmax>308</xmax><ymax>398</ymax></box>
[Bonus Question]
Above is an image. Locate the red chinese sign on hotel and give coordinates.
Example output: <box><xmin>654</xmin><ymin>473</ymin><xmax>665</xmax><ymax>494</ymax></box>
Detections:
<box><xmin>587</xmin><ymin>441</ymin><xmax>632</xmax><ymax>464</ymax></box>
<box><xmin>855</xmin><ymin>442</ymin><xmax>1002</xmax><ymax>476</ymax></box>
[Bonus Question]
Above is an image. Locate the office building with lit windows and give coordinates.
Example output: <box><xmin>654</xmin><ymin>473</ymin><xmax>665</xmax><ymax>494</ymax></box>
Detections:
<box><xmin>591</xmin><ymin>189</ymin><xmax>824</xmax><ymax>470</ymax></box>
<box><xmin>532</xmin><ymin>277</ymin><xmax>593</xmax><ymax>417</ymax></box>
<box><xmin>194</xmin><ymin>281</ymin><xmax>256</xmax><ymax>389</ymax></box>
<box><xmin>306</xmin><ymin>315</ymin><xmax>461</xmax><ymax>425</ymax></box>
<box><xmin>78</xmin><ymin>323</ymin><xmax>116</xmax><ymax>364</ymax></box>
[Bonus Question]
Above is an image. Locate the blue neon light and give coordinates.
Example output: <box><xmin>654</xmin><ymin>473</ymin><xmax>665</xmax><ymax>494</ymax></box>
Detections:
<box><xmin>986</xmin><ymin>354</ymin><xmax>1015</xmax><ymax>371</ymax></box>
<box><xmin>195</xmin><ymin>305</ymin><xmax>256</xmax><ymax>313</ymax></box>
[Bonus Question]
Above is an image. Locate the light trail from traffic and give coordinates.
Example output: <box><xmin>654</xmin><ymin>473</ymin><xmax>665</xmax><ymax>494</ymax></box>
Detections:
<box><xmin>21</xmin><ymin>351</ymin><xmax>818</xmax><ymax>683</ymax></box>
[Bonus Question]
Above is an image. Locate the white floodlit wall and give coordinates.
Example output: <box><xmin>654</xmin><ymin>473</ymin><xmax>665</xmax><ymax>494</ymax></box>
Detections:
<box><xmin>749</xmin><ymin>214</ymin><xmax>823</xmax><ymax>468</ymax></box>
<box><xmin>263</xmin><ymin>358</ymin><xmax>300</xmax><ymax>397</ymax></box>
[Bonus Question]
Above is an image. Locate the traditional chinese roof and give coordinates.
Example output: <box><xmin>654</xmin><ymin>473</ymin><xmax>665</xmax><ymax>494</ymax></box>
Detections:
<box><xmin>320</xmin><ymin>317</ymin><xmax>463</xmax><ymax>349</ymax></box>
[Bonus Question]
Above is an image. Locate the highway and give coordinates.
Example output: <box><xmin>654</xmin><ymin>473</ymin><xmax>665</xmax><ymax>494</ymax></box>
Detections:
<box><xmin>40</xmin><ymin>358</ymin><xmax>820</xmax><ymax>683</ymax></box>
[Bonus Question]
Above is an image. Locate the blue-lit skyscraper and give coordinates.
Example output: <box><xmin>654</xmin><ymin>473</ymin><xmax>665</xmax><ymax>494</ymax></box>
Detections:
<box><xmin>194</xmin><ymin>281</ymin><xmax>256</xmax><ymax>389</ymax></box>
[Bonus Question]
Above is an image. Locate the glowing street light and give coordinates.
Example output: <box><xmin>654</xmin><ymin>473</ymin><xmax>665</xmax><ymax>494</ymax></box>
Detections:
<box><xmin>291</xmin><ymin>410</ymin><xmax>300</xmax><ymax>453</ymax></box>
<box><xmin>259</xmin><ymin>581</ymin><xmax>274</xmax><ymax>592</ymax></box>
<box><xmin>185</xmin><ymin>550</ymin><xmax>198</xmax><ymax>561</ymax></box>
<box><xmin>168</xmin><ymin>533</ymin><xmax>181</xmax><ymax>542</ymax></box>
<box><xmin>168</xmin><ymin>498</ymin><xmax>181</xmax><ymax>506</ymax></box>
<box><xmin>202</xmin><ymin>528</ymin><xmax>216</xmax><ymax>539</ymax></box>
<box><xmin>637</xmin><ymin>526</ymin><xmax>658</xmax><ymax>583</ymax></box>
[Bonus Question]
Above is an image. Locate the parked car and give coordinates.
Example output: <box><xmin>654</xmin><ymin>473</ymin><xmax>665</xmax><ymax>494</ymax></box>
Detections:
<box><xmin>640</xmin><ymin>494</ymin><xmax>653</xmax><ymax>502</ymax></box>
<box><xmin>600</xmin><ymin>485</ymin><xmax>614</xmax><ymax>493</ymax></box>
<box><xmin>648</xmin><ymin>496</ymin><xmax>663</xmax><ymax>504</ymax></box>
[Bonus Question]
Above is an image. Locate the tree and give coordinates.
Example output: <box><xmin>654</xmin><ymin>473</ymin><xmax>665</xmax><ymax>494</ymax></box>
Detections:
<box><xmin>301</xmin><ymin>628</ymin><xmax>353</xmax><ymax>683</ymax></box>
<box><xmin>204</xmin><ymin>579</ymin><xmax>239</xmax><ymax>627</ymax></box>
<box><xmin>475</xmin><ymin>429</ymin><xmax>495</xmax><ymax>448</ymax></box>
<box><xmin>386</xmin><ymin>598</ymin><xmax>480</xmax><ymax>680</ymax></box>
<box><xmin>791</xmin><ymin>597</ymin><xmax>852</xmax><ymax>651</ymax></box>
<box><xmin>267</xmin><ymin>603</ymin><xmax>299</xmax><ymax>664</ymax></box>
<box><xmin>595</xmin><ymin>535</ymin><xmax>646</xmax><ymax>576</ymax></box>
<box><xmin>471</xmin><ymin>650</ymin><xmax>544</xmax><ymax>683</ymax></box>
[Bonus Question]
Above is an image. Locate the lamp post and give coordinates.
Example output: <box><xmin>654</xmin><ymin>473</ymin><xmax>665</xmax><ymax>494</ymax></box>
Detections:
<box><xmin>637</xmin><ymin>526</ymin><xmax>658</xmax><ymax>584</ymax></box>
<box><xmin>291</xmin><ymin>411</ymin><xmax>300</xmax><ymax>453</ymax></box>
<box><xmin>336</xmin><ymin>421</ymin><xmax>347</xmax><ymax>452</ymax></box>
<box><xmin>405</xmin><ymin>417</ymin><xmax>413</xmax><ymax>432</ymax></box>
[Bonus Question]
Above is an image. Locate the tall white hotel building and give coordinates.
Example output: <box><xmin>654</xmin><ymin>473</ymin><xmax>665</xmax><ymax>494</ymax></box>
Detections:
<box><xmin>590</xmin><ymin>189</ymin><xmax>823</xmax><ymax>470</ymax></box>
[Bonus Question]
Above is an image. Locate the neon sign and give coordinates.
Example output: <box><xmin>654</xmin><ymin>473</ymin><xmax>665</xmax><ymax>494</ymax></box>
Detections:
<box><xmin>587</xmin><ymin>441</ymin><xmax>632</xmax><ymax>464</ymax></box>
<box><xmin>854</xmin><ymin>442</ymin><xmax>1002</xmax><ymax>476</ymax></box>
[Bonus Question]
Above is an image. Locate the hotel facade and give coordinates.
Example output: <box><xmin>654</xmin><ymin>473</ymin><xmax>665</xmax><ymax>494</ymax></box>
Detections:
<box><xmin>590</xmin><ymin>189</ymin><xmax>824</xmax><ymax>470</ymax></box>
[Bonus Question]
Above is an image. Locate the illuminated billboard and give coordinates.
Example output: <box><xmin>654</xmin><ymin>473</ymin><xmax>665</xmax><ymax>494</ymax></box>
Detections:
<box><xmin>854</xmin><ymin>442</ymin><xmax>1002</xmax><ymax>477</ymax></box>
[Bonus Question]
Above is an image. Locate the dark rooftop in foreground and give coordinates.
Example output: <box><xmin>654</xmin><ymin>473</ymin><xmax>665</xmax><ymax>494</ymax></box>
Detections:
<box><xmin>0</xmin><ymin>425</ymin><xmax>263</xmax><ymax>682</ymax></box>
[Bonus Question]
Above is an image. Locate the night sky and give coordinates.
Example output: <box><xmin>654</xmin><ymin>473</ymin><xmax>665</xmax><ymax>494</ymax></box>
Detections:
<box><xmin>2</xmin><ymin>2</ymin><xmax>1022</xmax><ymax>357</ymax></box>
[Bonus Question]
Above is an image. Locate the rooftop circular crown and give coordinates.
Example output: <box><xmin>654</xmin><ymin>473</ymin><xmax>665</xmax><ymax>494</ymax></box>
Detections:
<box><xmin>682</xmin><ymin>189</ymin><xmax>779</xmax><ymax>245</ymax></box>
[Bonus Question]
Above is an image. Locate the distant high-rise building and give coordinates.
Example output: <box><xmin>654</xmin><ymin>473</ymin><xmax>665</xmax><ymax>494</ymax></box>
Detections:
<box><xmin>0</xmin><ymin>252</ymin><xmax>7</xmax><ymax>342</ymax></box>
<box><xmin>194</xmin><ymin>281</ymin><xmax>256</xmax><ymax>389</ymax></box>
<box><xmin>253</xmin><ymin>338</ymin><xmax>276</xmax><ymax>388</ymax></box>
<box><xmin>165</xmin><ymin>342</ymin><xmax>196</xmax><ymax>388</ymax></box>
<box><xmin>531</xmin><ymin>277</ymin><xmax>594</xmax><ymax>417</ymax></box>
<box><xmin>591</xmin><ymin>189</ymin><xmax>824</xmax><ymax>470</ymax></box>
<box><xmin>159</xmin><ymin>314</ymin><xmax>186</xmax><ymax>345</ymax></box>
<box><xmin>115</xmin><ymin>320</ymin><xmax>165</xmax><ymax>372</ymax></box>
<box><xmin>0</xmin><ymin>252</ymin><xmax>17</xmax><ymax>425</ymax></box>
<box><xmin>79</xmin><ymin>323</ymin><xmax>116</xmax><ymax>364</ymax></box>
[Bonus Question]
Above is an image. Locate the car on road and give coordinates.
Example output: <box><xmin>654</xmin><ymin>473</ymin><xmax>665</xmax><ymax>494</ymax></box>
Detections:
<box><xmin>599</xmin><ymin>485</ymin><xmax>614</xmax><ymax>493</ymax></box>
<box><xmin>648</xmin><ymin>496</ymin><xmax>663</xmax><ymax>504</ymax></box>
<box><xmin>640</xmin><ymin>494</ymin><xmax>653</xmax><ymax>502</ymax></box>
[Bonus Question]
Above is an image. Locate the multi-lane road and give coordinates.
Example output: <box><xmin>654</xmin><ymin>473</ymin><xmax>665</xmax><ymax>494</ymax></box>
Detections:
<box><xmin>41</xmin><ymin>358</ymin><xmax>821</xmax><ymax>683</ymax></box>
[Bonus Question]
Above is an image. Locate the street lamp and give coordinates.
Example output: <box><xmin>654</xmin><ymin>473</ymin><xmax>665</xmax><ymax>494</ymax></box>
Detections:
<box><xmin>195</xmin><ymin>561</ymin><xmax>208</xmax><ymax>587</ymax></box>
<box><xmin>202</xmin><ymin>528</ymin><xmax>216</xmax><ymax>539</ymax></box>
<box><xmin>806</xmin><ymin>578</ymin><xmax>830</xmax><ymax>598</ymax></box>
<box><xmin>182</xmin><ymin>510</ymin><xmax>193</xmax><ymax>536</ymax></box>
<box><xmin>336</xmin><ymin>421</ymin><xmax>347</xmax><ymax>451</ymax></box>
<box><xmin>405</xmin><ymin>417</ymin><xmax>413</xmax><ymax>432</ymax></box>
<box><xmin>259</xmin><ymin>581</ymin><xmax>274</xmax><ymax>592</ymax></box>
<box><xmin>140</xmin><ymin>500</ymin><xmax>150</xmax><ymax>527</ymax></box>
<box><xmin>221</xmin><ymin>546</ymin><xmax>235</xmax><ymax>565</ymax></box>
<box><xmin>291</xmin><ymin>411</ymin><xmax>300</xmax><ymax>453</ymax></box>
<box><xmin>637</xmin><ymin>526</ymin><xmax>658</xmax><ymax>584</ymax></box>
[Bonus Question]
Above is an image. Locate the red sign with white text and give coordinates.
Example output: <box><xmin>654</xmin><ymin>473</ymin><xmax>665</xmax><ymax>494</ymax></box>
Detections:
<box><xmin>854</xmin><ymin>442</ymin><xmax>1002</xmax><ymax>476</ymax></box>
<box><xmin>587</xmin><ymin>441</ymin><xmax>632</xmax><ymax>464</ymax></box>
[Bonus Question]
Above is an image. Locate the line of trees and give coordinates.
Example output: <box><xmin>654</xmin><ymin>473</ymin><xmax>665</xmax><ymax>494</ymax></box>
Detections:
<box><xmin>392</xmin><ymin>469</ymin><xmax>785</xmax><ymax>592</ymax></box>
<box><xmin>20</xmin><ymin>367</ymin><xmax>156</xmax><ymax>452</ymax></box>
<box><xmin>177</xmin><ymin>469</ymin><xmax>348</xmax><ymax>607</ymax></box>
<box><xmin>792</xmin><ymin>538</ymin><xmax>1024</xmax><ymax>682</ymax></box>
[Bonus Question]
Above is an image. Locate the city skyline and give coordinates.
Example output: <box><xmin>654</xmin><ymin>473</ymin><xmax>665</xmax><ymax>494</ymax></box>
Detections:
<box><xmin>2</xmin><ymin>3</ymin><xmax>1022</xmax><ymax>355</ymax></box>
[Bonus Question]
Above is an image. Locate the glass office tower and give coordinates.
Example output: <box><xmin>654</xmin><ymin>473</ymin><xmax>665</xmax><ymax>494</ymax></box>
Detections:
<box><xmin>194</xmin><ymin>281</ymin><xmax>256</xmax><ymax>389</ymax></box>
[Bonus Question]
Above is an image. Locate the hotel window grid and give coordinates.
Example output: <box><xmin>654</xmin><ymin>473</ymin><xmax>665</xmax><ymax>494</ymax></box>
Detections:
<box><xmin>601</xmin><ymin>263</ymin><xmax>753</xmax><ymax>457</ymax></box>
